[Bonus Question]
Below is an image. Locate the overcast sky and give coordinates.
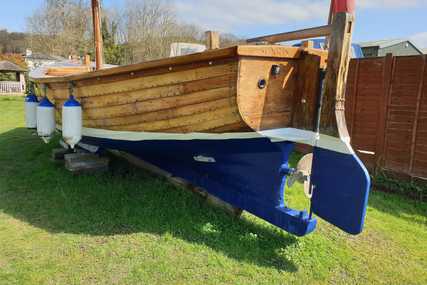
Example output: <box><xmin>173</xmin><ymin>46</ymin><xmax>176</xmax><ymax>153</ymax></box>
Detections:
<box><xmin>1</xmin><ymin>0</ymin><xmax>426</xmax><ymax>48</ymax></box>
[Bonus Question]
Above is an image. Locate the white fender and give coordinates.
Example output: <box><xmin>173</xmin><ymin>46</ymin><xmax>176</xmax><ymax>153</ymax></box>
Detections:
<box><xmin>24</xmin><ymin>93</ymin><xmax>38</xmax><ymax>129</ymax></box>
<box><xmin>62</xmin><ymin>95</ymin><xmax>82</xmax><ymax>149</ymax></box>
<box><xmin>37</xmin><ymin>97</ymin><xmax>56</xmax><ymax>143</ymax></box>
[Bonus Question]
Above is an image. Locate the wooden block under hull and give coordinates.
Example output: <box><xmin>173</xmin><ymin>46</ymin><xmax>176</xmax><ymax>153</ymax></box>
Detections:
<box><xmin>64</xmin><ymin>153</ymin><xmax>109</xmax><ymax>174</ymax></box>
<box><xmin>51</xmin><ymin>148</ymin><xmax>74</xmax><ymax>162</ymax></box>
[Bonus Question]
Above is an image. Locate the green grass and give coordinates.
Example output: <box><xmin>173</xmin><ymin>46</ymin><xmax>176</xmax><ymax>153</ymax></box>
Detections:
<box><xmin>0</xmin><ymin>96</ymin><xmax>426</xmax><ymax>285</ymax></box>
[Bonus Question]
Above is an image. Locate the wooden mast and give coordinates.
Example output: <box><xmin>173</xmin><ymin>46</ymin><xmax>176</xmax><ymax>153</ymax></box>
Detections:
<box><xmin>91</xmin><ymin>0</ymin><xmax>104</xmax><ymax>70</ymax></box>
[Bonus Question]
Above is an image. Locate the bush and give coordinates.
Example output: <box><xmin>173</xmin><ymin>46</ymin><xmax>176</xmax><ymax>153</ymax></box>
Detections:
<box><xmin>373</xmin><ymin>171</ymin><xmax>426</xmax><ymax>201</ymax></box>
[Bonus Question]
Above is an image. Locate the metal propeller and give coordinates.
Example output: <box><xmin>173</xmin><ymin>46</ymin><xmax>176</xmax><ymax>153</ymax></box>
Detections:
<box><xmin>287</xmin><ymin>153</ymin><xmax>313</xmax><ymax>198</ymax></box>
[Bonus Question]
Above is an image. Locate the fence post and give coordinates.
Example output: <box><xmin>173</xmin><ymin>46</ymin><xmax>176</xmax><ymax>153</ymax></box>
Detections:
<box><xmin>409</xmin><ymin>55</ymin><xmax>426</xmax><ymax>174</ymax></box>
<box><xmin>375</xmin><ymin>53</ymin><xmax>393</xmax><ymax>172</ymax></box>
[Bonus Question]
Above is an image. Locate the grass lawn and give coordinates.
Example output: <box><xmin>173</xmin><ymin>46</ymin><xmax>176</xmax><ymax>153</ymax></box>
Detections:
<box><xmin>0</xmin><ymin>96</ymin><xmax>426</xmax><ymax>285</ymax></box>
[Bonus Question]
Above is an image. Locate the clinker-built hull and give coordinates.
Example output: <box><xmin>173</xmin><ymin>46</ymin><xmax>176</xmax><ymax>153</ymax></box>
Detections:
<box><xmin>33</xmin><ymin>45</ymin><xmax>327</xmax><ymax>134</ymax></box>
<box><xmin>30</xmin><ymin>44</ymin><xmax>370</xmax><ymax>237</ymax></box>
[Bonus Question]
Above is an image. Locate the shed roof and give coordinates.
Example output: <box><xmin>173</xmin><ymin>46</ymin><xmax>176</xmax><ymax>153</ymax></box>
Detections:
<box><xmin>25</xmin><ymin>52</ymin><xmax>64</xmax><ymax>61</ymax></box>
<box><xmin>359</xmin><ymin>39</ymin><xmax>423</xmax><ymax>53</ymax></box>
<box><xmin>359</xmin><ymin>39</ymin><xmax>409</xmax><ymax>49</ymax></box>
<box><xmin>0</xmin><ymin>60</ymin><xmax>27</xmax><ymax>72</ymax></box>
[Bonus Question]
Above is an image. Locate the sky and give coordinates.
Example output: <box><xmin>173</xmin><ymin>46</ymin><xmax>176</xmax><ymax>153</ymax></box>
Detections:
<box><xmin>1</xmin><ymin>0</ymin><xmax>426</xmax><ymax>49</ymax></box>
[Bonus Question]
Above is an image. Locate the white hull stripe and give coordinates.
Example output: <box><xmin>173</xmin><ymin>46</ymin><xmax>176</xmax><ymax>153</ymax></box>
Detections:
<box><xmin>57</xmin><ymin>126</ymin><xmax>355</xmax><ymax>155</ymax></box>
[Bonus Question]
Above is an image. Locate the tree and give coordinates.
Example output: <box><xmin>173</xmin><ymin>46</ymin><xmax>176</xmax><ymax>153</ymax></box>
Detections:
<box><xmin>101</xmin><ymin>18</ymin><xmax>127</xmax><ymax>65</ymax></box>
<box><xmin>0</xmin><ymin>29</ymin><xmax>26</xmax><ymax>54</ymax></box>
<box><xmin>124</xmin><ymin>0</ymin><xmax>203</xmax><ymax>62</ymax></box>
<box><xmin>25</xmin><ymin>0</ymin><xmax>239</xmax><ymax>65</ymax></box>
<box><xmin>26</xmin><ymin>0</ymin><xmax>92</xmax><ymax>57</ymax></box>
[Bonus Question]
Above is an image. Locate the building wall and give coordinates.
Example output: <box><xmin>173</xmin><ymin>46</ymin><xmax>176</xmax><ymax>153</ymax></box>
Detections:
<box><xmin>361</xmin><ymin>46</ymin><xmax>378</xmax><ymax>57</ymax></box>
<box><xmin>25</xmin><ymin>59</ymin><xmax>58</xmax><ymax>71</ymax></box>
<box><xmin>378</xmin><ymin>42</ymin><xmax>422</xmax><ymax>57</ymax></box>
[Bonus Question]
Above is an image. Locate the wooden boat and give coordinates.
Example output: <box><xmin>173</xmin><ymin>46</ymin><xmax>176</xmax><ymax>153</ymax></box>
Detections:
<box><xmin>32</xmin><ymin>45</ymin><xmax>327</xmax><ymax>134</ymax></box>
<box><xmin>29</xmin><ymin>0</ymin><xmax>370</xmax><ymax>237</ymax></box>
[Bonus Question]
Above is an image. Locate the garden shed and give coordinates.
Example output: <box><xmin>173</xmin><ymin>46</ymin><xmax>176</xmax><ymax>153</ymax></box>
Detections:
<box><xmin>0</xmin><ymin>60</ymin><xmax>26</xmax><ymax>95</ymax></box>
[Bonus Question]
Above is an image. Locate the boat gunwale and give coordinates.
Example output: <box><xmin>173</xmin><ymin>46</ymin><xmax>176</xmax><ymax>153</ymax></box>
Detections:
<box><xmin>31</xmin><ymin>45</ymin><xmax>325</xmax><ymax>84</ymax></box>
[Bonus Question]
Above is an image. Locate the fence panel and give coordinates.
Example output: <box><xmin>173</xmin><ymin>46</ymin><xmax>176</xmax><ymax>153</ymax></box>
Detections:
<box><xmin>346</xmin><ymin>54</ymin><xmax>427</xmax><ymax>180</ymax></box>
<box><xmin>0</xmin><ymin>81</ymin><xmax>23</xmax><ymax>94</ymax></box>
<box><xmin>411</xmin><ymin>56</ymin><xmax>427</xmax><ymax>178</ymax></box>
<box><xmin>346</xmin><ymin>58</ymin><xmax>386</xmax><ymax>169</ymax></box>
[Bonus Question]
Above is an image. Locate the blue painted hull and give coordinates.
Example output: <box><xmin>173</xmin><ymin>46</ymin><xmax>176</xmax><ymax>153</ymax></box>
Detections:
<box><xmin>81</xmin><ymin>133</ymin><xmax>370</xmax><ymax>237</ymax></box>
<box><xmin>82</xmin><ymin>136</ymin><xmax>316</xmax><ymax>236</ymax></box>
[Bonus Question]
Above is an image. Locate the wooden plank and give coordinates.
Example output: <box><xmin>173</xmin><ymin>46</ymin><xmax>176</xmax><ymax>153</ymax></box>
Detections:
<box><xmin>302</xmin><ymin>40</ymin><xmax>314</xmax><ymax>49</ymax></box>
<box><xmin>81</xmin><ymin>87</ymin><xmax>234</xmax><ymax>120</ymax></box>
<box><xmin>77</xmin><ymin>63</ymin><xmax>237</xmax><ymax>98</ymax></box>
<box><xmin>236</xmin><ymin>46</ymin><xmax>324</xmax><ymax>59</ymax></box>
<box><xmin>409</xmin><ymin>55</ymin><xmax>426</xmax><ymax>173</ymax></box>
<box><xmin>206</xmin><ymin>31</ymin><xmax>220</xmax><ymax>50</ymax></box>
<box><xmin>48</xmin><ymin>59</ymin><xmax>238</xmax><ymax>100</ymax></box>
<box><xmin>108</xmin><ymin>105</ymin><xmax>240</xmax><ymax>132</ymax></box>
<box><xmin>375</xmin><ymin>54</ymin><xmax>393</xmax><ymax>169</ymax></box>
<box><xmin>246</xmin><ymin>25</ymin><xmax>332</xmax><ymax>44</ymax></box>
<box><xmin>51</xmin><ymin>148</ymin><xmax>74</xmax><ymax>161</ymax></box>
<box><xmin>161</xmin><ymin>111</ymin><xmax>242</xmax><ymax>133</ymax></box>
<box><xmin>53</xmin><ymin>73</ymin><xmax>237</xmax><ymax>108</ymax></box>
<box><xmin>64</xmin><ymin>153</ymin><xmax>109</xmax><ymax>174</ymax></box>
<box><xmin>291</xmin><ymin>53</ymin><xmax>321</xmax><ymax>130</ymax></box>
<box><xmin>83</xmin><ymin>77</ymin><xmax>234</xmax><ymax>111</ymax></box>
<box><xmin>84</xmin><ymin>97</ymin><xmax>236</xmax><ymax>128</ymax></box>
<box><xmin>46</xmin><ymin>66</ymin><xmax>91</xmax><ymax>77</ymax></box>
<box><xmin>243</xmin><ymin>112</ymin><xmax>292</xmax><ymax>130</ymax></box>
<box><xmin>237</xmin><ymin>58</ymin><xmax>298</xmax><ymax>130</ymax></box>
<box><xmin>84</xmin><ymin>55</ymin><xmax>91</xmax><ymax>66</ymax></box>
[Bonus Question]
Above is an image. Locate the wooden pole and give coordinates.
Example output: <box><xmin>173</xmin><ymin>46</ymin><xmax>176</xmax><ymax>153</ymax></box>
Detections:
<box><xmin>84</xmin><ymin>54</ymin><xmax>91</xmax><ymax>67</ymax></box>
<box><xmin>91</xmin><ymin>0</ymin><xmax>104</xmax><ymax>70</ymax></box>
<box><xmin>319</xmin><ymin>11</ymin><xmax>354</xmax><ymax>137</ymax></box>
<box><xmin>246</xmin><ymin>25</ymin><xmax>331</xmax><ymax>44</ymax></box>
<box><xmin>205</xmin><ymin>31</ymin><xmax>220</xmax><ymax>50</ymax></box>
<box><xmin>324</xmin><ymin>0</ymin><xmax>335</xmax><ymax>49</ymax></box>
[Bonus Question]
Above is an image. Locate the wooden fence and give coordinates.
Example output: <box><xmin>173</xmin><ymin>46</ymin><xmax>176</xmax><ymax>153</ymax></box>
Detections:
<box><xmin>346</xmin><ymin>54</ymin><xmax>427</xmax><ymax>180</ymax></box>
<box><xmin>0</xmin><ymin>81</ymin><xmax>24</xmax><ymax>94</ymax></box>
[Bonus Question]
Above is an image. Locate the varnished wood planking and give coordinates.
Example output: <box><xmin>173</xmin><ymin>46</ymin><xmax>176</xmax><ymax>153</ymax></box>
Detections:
<box><xmin>108</xmin><ymin>105</ymin><xmax>239</xmax><ymax>132</ymax></box>
<box><xmin>51</xmin><ymin>58</ymin><xmax>239</xmax><ymax>132</ymax></box>
<box><xmin>243</xmin><ymin>112</ymin><xmax>292</xmax><ymax>131</ymax></box>
<box><xmin>53</xmin><ymin>73</ymin><xmax>236</xmax><ymax>109</ymax></box>
<box><xmin>237</xmin><ymin>57</ymin><xmax>298</xmax><ymax>130</ymax></box>
<box><xmin>34</xmin><ymin>45</ymin><xmax>326</xmax><ymax>137</ymax></box>
<box><xmin>70</xmin><ymin>87</ymin><xmax>234</xmax><ymax>120</ymax></box>
<box><xmin>208</xmin><ymin>121</ymin><xmax>251</xmax><ymax>133</ymax></box>
<box><xmin>83</xmin><ymin>97</ymin><xmax>236</xmax><ymax>128</ymax></box>
<box><xmin>81</xmin><ymin>74</ymin><xmax>236</xmax><ymax>109</ymax></box>
<box><xmin>51</xmin><ymin>62</ymin><xmax>238</xmax><ymax>99</ymax></box>
<box><xmin>292</xmin><ymin>53</ymin><xmax>322</xmax><ymax>130</ymax></box>
<box><xmin>46</xmin><ymin>66</ymin><xmax>91</xmax><ymax>77</ymax></box>
<box><xmin>158</xmin><ymin>109</ymin><xmax>242</xmax><ymax>133</ymax></box>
